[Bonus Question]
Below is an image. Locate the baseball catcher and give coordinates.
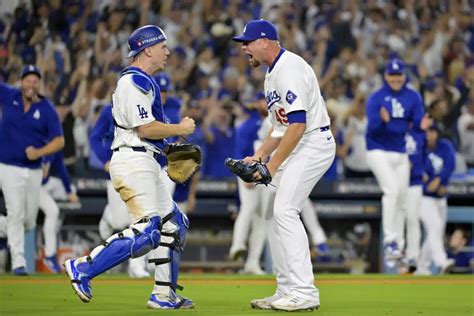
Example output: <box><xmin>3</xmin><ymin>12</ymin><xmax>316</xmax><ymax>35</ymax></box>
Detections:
<box><xmin>224</xmin><ymin>158</ymin><xmax>272</xmax><ymax>185</ymax></box>
<box><xmin>164</xmin><ymin>143</ymin><xmax>201</xmax><ymax>183</ymax></box>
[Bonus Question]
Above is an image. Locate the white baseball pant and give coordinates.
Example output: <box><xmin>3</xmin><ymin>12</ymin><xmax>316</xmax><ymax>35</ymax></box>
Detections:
<box><xmin>366</xmin><ymin>150</ymin><xmax>409</xmax><ymax>245</ymax></box>
<box><xmin>0</xmin><ymin>163</ymin><xmax>42</xmax><ymax>269</ymax></box>
<box><xmin>0</xmin><ymin>215</ymin><xmax>6</xmax><ymax>238</ymax></box>
<box><xmin>418</xmin><ymin>196</ymin><xmax>450</xmax><ymax>270</ymax></box>
<box><xmin>229</xmin><ymin>179</ymin><xmax>268</xmax><ymax>271</ymax></box>
<box><xmin>110</xmin><ymin>151</ymin><xmax>179</xmax><ymax>294</ymax></box>
<box><xmin>399</xmin><ymin>185</ymin><xmax>422</xmax><ymax>262</ymax></box>
<box><xmin>38</xmin><ymin>184</ymin><xmax>61</xmax><ymax>257</ymax></box>
<box><xmin>99</xmin><ymin>181</ymin><xmax>132</xmax><ymax>239</ymax></box>
<box><xmin>39</xmin><ymin>177</ymin><xmax>74</xmax><ymax>258</ymax></box>
<box><xmin>300</xmin><ymin>199</ymin><xmax>327</xmax><ymax>246</ymax></box>
<box><xmin>266</xmin><ymin>130</ymin><xmax>335</xmax><ymax>302</ymax></box>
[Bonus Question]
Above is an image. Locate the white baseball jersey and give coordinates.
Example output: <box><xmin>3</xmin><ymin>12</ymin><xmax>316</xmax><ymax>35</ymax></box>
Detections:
<box><xmin>111</xmin><ymin>74</ymin><xmax>159</xmax><ymax>152</ymax></box>
<box><xmin>264</xmin><ymin>49</ymin><xmax>330</xmax><ymax>138</ymax></box>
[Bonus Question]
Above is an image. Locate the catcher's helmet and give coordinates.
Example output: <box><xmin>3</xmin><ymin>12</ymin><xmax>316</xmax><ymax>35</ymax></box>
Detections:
<box><xmin>127</xmin><ymin>25</ymin><xmax>167</xmax><ymax>58</ymax></box>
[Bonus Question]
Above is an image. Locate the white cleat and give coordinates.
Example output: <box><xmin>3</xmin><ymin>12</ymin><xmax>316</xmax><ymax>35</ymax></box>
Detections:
<box><xmin>270</xmin><ymin>294</ymin><xmax>320</xmax><ymax>312</ymax></box>
<box><xmin>147</xmin><ymin>293</ymin><xmax>195</xmax><ymax>309</ymax></box>
<box><xmin>440</xmin><ymin>258</ymin><xmax>455</xmax><ymax>274</ymax></box>
<box><xmin>240</xmin><ymin>266</ymin><xmax>266</xmax><ymax>275</ymax></box>
<box><xmin>250</xmin><ymin>293</ymin><xmax>283</xmax><ymax>310</ymax></box>
<box><xmin>384</xmin><ymin>242</ymin><xmax>403</xmax><ymax>261</ymax></box>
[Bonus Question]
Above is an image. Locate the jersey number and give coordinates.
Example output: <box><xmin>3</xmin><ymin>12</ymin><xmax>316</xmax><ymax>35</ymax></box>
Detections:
<box><xmin>137</xmin><ymin>105</ymin><xmax>149</xmax><ymax>119</ymax></box>
<box><xmin>275</xmin><ymin>108</ymin><xmax>288</xmax><ymax>124</ymax></box>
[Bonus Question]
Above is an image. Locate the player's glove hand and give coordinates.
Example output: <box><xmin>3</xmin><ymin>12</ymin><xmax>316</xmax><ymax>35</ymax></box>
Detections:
<box><xmin>164</xmin><ymin>143</ymin><xmax>201</xmax><ymax>183</ymax></box>
<box><xmin>224</xmin><ymin>158</ymin><xmax>272</xmax><ymax>186</ymax></box>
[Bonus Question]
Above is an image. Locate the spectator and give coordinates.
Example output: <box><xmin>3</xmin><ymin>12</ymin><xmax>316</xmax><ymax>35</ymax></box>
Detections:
<box><xmin>457</xmin><ymin>96</ymin><xmax>474</xmax><ymax>168</ymax></box>
<box><xmin>202</xmin><ymin>105</ymin><xmax>235</xmax><ymax>179</ymax></box>
<box><xmin>340</xmin><ymin>93</ymin><xmax>372</xmax><ymax>178</ymax></box>
<box><xmin>447</xmin><ymin>229</ymin><xmax>474</xmax><ymax>273</ymax></box>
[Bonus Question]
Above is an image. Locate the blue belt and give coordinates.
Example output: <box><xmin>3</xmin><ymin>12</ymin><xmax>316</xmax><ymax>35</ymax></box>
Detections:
<box><xmin>320</xmin><ymin>126</ymin><xmax>330</xmax><ymax>132</ymax></box>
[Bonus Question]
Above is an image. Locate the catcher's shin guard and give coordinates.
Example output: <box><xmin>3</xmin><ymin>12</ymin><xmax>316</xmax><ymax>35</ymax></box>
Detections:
<box><xmin>75</xmin><ymin>216</ymin><xmax>161</xmax><ymax>278</ymax></box>
<box><xmin>149</xmin><ymin>205</ymin><xmax>189</xmax><ymax>296</ymax></box>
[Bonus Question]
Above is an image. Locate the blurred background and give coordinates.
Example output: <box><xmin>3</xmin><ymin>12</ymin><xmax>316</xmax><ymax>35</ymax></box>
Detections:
<box><xmin>0</xmin><ymin>0</ymin><xmax>472</xmax><ymax>275</ymax></box>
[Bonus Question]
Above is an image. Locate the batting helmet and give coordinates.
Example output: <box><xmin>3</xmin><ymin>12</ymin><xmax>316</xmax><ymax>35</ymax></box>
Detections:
<box><xmin>127</xmin><ymin>25</ymin><xmax>167</xmax><ymax>58</ymax></box>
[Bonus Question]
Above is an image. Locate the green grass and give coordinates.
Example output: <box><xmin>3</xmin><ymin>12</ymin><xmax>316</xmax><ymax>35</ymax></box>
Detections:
<box><xmin>0</xmin><ymin>274</ymin><xmax>473</xmax><ymax>315</ymax></box>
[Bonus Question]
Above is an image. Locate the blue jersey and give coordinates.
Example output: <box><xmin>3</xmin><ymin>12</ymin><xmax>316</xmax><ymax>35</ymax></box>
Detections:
<box><xmin>163</xmin><ymin>95</ymin><xmax>181</xmax><ymax>143</ymax></box>
<box><xmin>406</xmin><ymin>128</ymin><xmax>426</xmax><ymax>186</ymax></box>
<box><xmin>42</xmin><ymin>151</ymin><xmax>73</xmax><ymax>193</ymax></box>
<box><xmin>173</xmin><ymin>181</ymin><xmax>190</xmax><ymax>203</ymax></box>
<box><xmin>185</xmin><ymin>126</ymin><xmax>208</xmax><ymax>165</ymax></box>
<box><xmin>423</xmin><ymin>139</ymin><xmax>456</xmax><ymax>198</ymax></box>
<box><xmin>235</xmin><ymin>111</ymin><xmax>261</xmax><ymax>159</ymax></box>
<box><xmin>0</xmin><ymin>82</ymin><xmax>63</xmax><ymax>169</ymax></box>
<box><xmin>366</xmin><ymin>81</ymin><xmax>425</xmax><ymax>153</ymax></box>
<box><xmin>204</xmin><ymin>126</ymin><xmax>235</xmax><ymax>179</ymax></box>
<box><xmin>89</xmin><ymin>104</ymin><xmax>114</xmax><ymax>165</ymax></box>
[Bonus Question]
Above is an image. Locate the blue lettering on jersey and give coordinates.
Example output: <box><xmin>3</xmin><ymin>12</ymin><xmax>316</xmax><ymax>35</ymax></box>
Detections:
<box><xmin>137</xmin><ymin>104</ymin><xmax>149</xmax><ymax>119</ymax></box>
<box><xmin>266</xmin><ymin>90</ymin><xmax>281</xmax><ymax>109</ymax></box>
<box><xmin>285</xmin><ymin>90</ymin><xmax>297</xmax><ymax>105</ymax></box>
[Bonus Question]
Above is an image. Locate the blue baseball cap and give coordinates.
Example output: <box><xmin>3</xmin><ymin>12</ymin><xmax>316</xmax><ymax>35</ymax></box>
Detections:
<box><xmin>127</xmin><ymin>25</ymin><xmax>167</xmax><ymax>58</ymax></box>
<box><xmin>232</xmin><ymin>19</ymin><xmax>278</xmax><ymax>42</ymax></box>
<box><xmin>21</xmin><ymin>64</ymin><xmax>41</xmax><ymax>79</ymax></box>
<box><xmin>385</xmin><ymin>58</ymin><xmax>405</xmax><ymax>75</ymax></box>
<box><xmin>154</xmin><ymin>72</ymin><xmax>173</xmax><ymax>91</ymax></box>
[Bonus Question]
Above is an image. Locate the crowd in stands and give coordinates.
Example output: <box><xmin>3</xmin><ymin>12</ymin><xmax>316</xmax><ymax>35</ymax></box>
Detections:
<box><xmin>0</xmin><ymin>0</ymin><xmax>473</xmax><ymax>180</ymax></box>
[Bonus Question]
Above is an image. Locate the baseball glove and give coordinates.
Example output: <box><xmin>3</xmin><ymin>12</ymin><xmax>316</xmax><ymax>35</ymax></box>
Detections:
<box><xmin>164</xmin><ymin>143</ymin><xmax>201</xmax><ymax>183</ymax></box>
<box><xmin>224</xmin><ymin>158</ymin><xmax>272</xmax><ymax>185</ymax></box>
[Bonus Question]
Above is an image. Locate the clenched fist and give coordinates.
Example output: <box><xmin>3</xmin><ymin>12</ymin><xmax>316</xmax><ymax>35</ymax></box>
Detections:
<box><xmin>179</xmin><ymin>117</ymin><xmax>195</xmax><ymax>136</ymax></box>
<box><xmin>25</xmin><ymin>146</ymin><xmax>42</xmax><ymax>161</ymax></box>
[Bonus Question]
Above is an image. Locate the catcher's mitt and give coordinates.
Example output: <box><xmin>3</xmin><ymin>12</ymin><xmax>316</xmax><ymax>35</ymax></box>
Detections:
<box><xmin>224</xmin><ymin>158</ymin><xmax>272</xmax><ymax>185</ymax></box>
<box><xmin>164</xmin><ymin>143</ymin><xmax>201</xmax><ymax>183</ymax></box>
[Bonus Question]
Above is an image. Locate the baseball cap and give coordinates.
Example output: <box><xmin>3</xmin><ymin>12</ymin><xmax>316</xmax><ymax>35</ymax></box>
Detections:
<box><xmin>21</xmin><ymin>64</ymin><xmax>42</xmax><ymax>79</ymax></box>
<box><xmin>385</xmin><ymin>58</ymin><xmax>405</xmax><ymax>75</ymax></box>
<box><xmin>232</xmin><ymin>19</ymin><xmax>278</xmax><ymax>42</ymax></box>
<box><xmin>127</xmin><ymin>25</ymin><xmax>167</xmax><ymax>58</ymax></box>
<box><xmin>154</xmin><ymin>72</ymin><xmax>173</xmax><ymax>91</ymax></box>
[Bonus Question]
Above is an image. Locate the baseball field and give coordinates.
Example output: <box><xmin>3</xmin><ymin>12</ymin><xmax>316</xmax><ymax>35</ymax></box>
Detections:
<box><xmin>1</xmin><ymin>273</ymin><xmax>472</xmax><ymax>315</ymax></box>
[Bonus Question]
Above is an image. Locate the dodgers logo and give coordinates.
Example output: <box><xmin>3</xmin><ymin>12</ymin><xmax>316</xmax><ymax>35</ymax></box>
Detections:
<box><xmin>428</xmin><ymin>153</ymin><xmax>443</xmax><ymax>174</ymax></box>
<box><xmin>266</xmin><ymin>90</ymin><xmax>281</xmax><ymax>109</ymax></box>
<box><xmin>33</xmin><ymin>109</ymin><xmax>40</xmax><ymax>120</ymax></box>
<box><xmin>285</xmin><ymin>90</ymin><xmax>297</xmax><ymax>105</ymax></box>
<box><xmin>390</xmin><ymin>98</ymin><xmax>405</xmax><ymax>118</ymax></box>
<box><xmin>137</xmin><ymin>104</ymin><xmax>149</xmax><ymax>119</ymax></box>
<box><xmin>405</xmin><ymin>134</ymin><xmax>417</xmax><ymax>155</ymax></box>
